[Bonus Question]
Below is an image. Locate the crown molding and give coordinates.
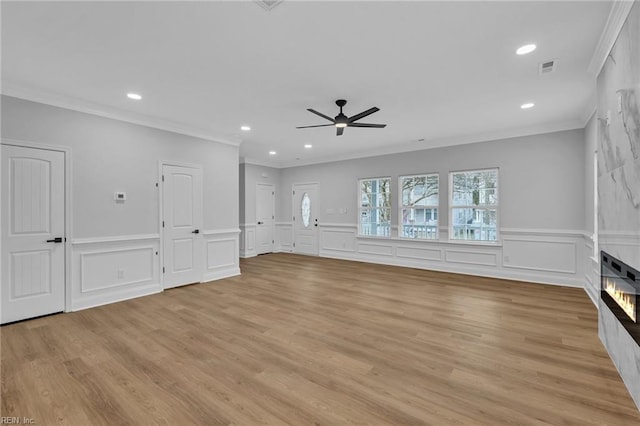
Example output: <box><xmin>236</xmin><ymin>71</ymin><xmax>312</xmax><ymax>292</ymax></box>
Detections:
<box><xmin>1</xmin><ymin>83</ymin><xmax>243</xmax><ymax>147</ymax></box>
<box><xmin>587</xmin><ymin>0</ymin><xmax>635</xmax><ymax>76</ymax></box>
<box><xmin>275</xmin><ymin>119</ymin><xmax>584</xmax><ymax>169</ymax></box>
<box><xmin>240</xmin><ymin>156</ymin><xmax>281</xmax><ymax>168</ymax></box>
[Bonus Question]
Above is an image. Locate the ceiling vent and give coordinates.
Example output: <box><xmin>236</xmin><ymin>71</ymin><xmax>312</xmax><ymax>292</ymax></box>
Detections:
<box><xmin>538</xmin><ymin>59</ymin><xmax>557</xmax><ymax>75</ymax></box>
<box><xmin>254</xmin><ymin>0</ymin><xmax>284</xmax><ymax>11</ymax></box>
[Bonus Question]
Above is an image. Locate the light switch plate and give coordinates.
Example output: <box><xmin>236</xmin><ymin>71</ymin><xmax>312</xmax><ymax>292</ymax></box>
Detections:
<box><xmin>114</xmin><ymin>192</ymin><xmax>126</xmax><ymax>201</ymax></box>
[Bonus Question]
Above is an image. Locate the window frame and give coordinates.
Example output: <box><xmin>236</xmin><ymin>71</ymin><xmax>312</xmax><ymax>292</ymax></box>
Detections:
<box><xmin>398</xmin><ymin>173</ymin><xmax>439</xmax><ymax>240</ymax></box>
<box><xmin>448</xmin><ymin>168</ymin><xmax>499</xmax><ymax>243</ymax></box>
<box><xmin>357</xmin><ymin>176</ymin><xmax>392</xmax><ymax>238</ymax></box>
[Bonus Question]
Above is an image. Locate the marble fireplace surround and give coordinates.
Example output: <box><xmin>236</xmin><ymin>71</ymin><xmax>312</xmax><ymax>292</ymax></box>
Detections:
<box><xmin>598</xmin><ymin>252</ymin><xmax>640</xmax><ymax>411</ymax></box>
<box><xmin>596</xmin><ymin>0</ymin><xmax>640</xmax><ymax>412</ymax></box>
<box><xmin>599</xmin><ymin>300</ymin><xmax>640</xmax><ymax>410</ymax></box>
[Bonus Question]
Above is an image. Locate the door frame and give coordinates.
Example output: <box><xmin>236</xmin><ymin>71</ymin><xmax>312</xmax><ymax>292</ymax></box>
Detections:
<box><xmin>255</xmin><ymin>183</ymin><xmax>275</xmax><ymax>254</ymax></box>
<box><xmin>1</xmin><ymin>138</ymin><xmax>73</xmax><ymax>313</ymax></box>
<box><xmin>158</xmin><ymin>160</ymin><xmax>204</xmax><ymax>289</ymax></box>
<box><xmin>292</xmin><ymin>182</ymin><xmax>320</xmax><ymax>255</ymax></box>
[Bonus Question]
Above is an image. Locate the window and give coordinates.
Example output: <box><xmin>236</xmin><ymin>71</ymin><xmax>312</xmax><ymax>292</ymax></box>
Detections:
<box><xmin>359</xmin><ymin>177</ymin><xmax>391</xmax><ymax>237</ymax></box>
<box><xmin>301</xmin><ymin>192</ymin><xmax>311</xmax><ymax>227</ymax></box>
<box><xmin>450</xmin><ymin>169</ymin><xmax>498</xmax><ymax>241</ymax></box>
<box><xmin>399</xmin><ymin>174</ymin><xmax>439</xmax><ymax>239</ymax></box>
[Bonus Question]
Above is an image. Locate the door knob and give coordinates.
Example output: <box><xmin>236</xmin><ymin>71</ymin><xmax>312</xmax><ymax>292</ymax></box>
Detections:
<box><xmin>46</xmin><ymin>237</ymin><xmax>63</xmax><ymax>243</ymax></box>
<box><xmin>192</xmin><ymin>229</ymin><xmax>200</xmax><ymax>234</ymax></box>
<box><xmin>258</xmin><ymin>221</ymin><xmax>264</xmax><ymax>225</ymax></box>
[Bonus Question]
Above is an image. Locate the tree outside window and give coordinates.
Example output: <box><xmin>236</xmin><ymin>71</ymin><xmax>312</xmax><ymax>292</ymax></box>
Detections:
<box><xmin>450</xmin><ymin>169</ymin><xmax>498</xmax><ymax>241</ymax></box>
<box><xmin>400</xmin><ymin>174</ymin><xmax>439</xmax><ymax>239</ymax></box>
<box><xmin>359</xmin><ymin>177</ymin><xmax>391</xmax><ymax>236</ymax></box>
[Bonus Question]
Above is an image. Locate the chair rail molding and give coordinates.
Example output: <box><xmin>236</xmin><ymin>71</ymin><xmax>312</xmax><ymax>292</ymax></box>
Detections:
<box><xmin>72</xmin><ymin>234</ymin><xmax>161</xmax><ymax>245</ymax></box>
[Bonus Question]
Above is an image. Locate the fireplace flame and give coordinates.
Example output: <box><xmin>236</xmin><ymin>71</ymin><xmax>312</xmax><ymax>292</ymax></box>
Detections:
<box><xmin>605</xmin><ymin>278</ymin><xmax>636</xmax><ymax>322</ymax></box>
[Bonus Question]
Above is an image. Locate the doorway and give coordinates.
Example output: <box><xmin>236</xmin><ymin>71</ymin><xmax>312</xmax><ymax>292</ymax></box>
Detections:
<box><xmin>256</xmin><ymin>183</ymin><xmax>275</xmax><ymax>255</ymax></box>
<box><xmin>292</xmin><ymin>183</ymin><xmax>319</xmax><ymax>256</ymax></box>
<box><xmin>1</xmin><ymin>144</ymin><xmax>66</xmax><ymax>323</ymax></box>
<box><xmin>161</xmin><ymin>163</ymin><xmax>203</xmax><ymax>289</ymax></box>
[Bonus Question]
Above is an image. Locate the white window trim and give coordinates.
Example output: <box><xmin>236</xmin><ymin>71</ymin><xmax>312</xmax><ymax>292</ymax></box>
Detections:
<box><xmin>448</xmin><ymin>168</ymin><xmax>500</xmax><ymax>243</ymax></box>
<box><xmin>358</xmin><ymin>176</ymin><xmax>392</xmax><ymax>238</ymax></box>
<box><xmin>398</xmin><ymin>173</ymin><xmax>439</xmax><ymax>240</ymax></box>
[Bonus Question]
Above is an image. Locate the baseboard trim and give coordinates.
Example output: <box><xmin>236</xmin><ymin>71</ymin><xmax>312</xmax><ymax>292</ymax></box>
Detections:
<box><xmin>202</xmin><ymin>267</ymin><xmax>241</xmax><ymax>282</ymax></box>
<box><xmin>70</xmin><ymin>283</ymin><xmax>162</xmax><ymax>311</ymax></box>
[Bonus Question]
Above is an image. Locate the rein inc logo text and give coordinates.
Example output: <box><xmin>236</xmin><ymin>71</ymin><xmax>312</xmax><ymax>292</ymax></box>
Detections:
<box><xmin>0</xmin><ymin>418</ymin><xmax>35</xmax><ymax>424</ymax></box>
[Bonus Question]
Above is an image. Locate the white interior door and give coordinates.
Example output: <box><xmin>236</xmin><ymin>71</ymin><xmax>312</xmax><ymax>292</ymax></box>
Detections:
<box><xmin>162</xmin><ymin>164</ymin><xmax>203</xmax><ymax>289</ymax></box>
<box><xmin>256</xmin><ymin>183</ymin><xmax>274</xmax><ymax>255</ymax></box>
<box><xmin>1</xmin><ymin>144</ymin><xmax>65</xmax><ymax>324</ymax></box>
<box><xmin>293</xmin><ymin>183</ymin><xmax>319</xmax><ymax>256</ymax></box>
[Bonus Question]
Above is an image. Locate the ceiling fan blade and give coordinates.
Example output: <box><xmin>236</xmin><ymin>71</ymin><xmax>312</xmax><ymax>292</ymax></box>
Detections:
<box><xmin>348</xmin><ymin>123</ymin><xmax>386</xmax><ymax>128</ymax></box>
<box><xmin>296</xmin><ymin>124</ymin><xmax>335</xmax><ymax>129</ymax></box>
<box><xmin>348</xmin><ymin>107</ymin><xmax>379</xmax><ymax>123</ymax></box>
<box><xmin>307</xmin><ymin>108</ymin><xmax>335</xmax><ymax>122</ymax></box>
<box><xmin>337</xmin><ymin>127</ymin><xmax>345</xmax><ymax>136</ymax></box>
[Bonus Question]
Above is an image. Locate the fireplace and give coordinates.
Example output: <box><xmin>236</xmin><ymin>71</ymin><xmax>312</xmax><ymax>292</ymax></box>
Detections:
<box><xmin>601</xmin><ymin>251</ymin><xmax>640</xmax><ymax>345</ymax></box>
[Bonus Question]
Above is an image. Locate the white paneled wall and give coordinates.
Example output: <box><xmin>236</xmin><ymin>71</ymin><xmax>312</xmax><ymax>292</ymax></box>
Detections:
<box><xmin>71</xmin><ymin>235</ymin><xmax>162</xmax><ymax>311</ymax></box>
<box><xmin>72</xmin><ymin>231</ymin><xmax>240</xmax><ymax>310</ymax></box>
<box><xmin>240</xmin><ymin>224</ymin><xmax>257</xmax><ymax>257</ymax></box>
<box><xmin>203</xmin><ymin>229</ymin><xmax>241</xmax><ymax>281</ymax></box>
<box><xmin>275</xmin><ymin>223</ymin><xmax>293</xmax><ymax>253</ymax></box>
<box><xmin>271</xmin><ymin>223</ymin><xmax>587</xmax><ymax>287</ymax></box>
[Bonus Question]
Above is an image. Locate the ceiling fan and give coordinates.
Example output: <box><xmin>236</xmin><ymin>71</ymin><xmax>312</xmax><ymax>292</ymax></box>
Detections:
<box><xmin>296</xmin><ymin>99</ymin><xmax>386</xmax><ymax>136</ymax></box>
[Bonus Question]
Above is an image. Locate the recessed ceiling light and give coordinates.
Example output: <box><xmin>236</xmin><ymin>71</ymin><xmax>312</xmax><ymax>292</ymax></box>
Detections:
<box><xmin>521</xmin><ymin>102</ymin><xmax>535</xmax><ymax>109</ymax></box>
<box><xmin>516</xmin><ymin>44</ymin><xmax>537</xmax><ymax>55</ymax></box>
<box><xmin>269</xmin><ymin>150</ymin><xmax>276</xmax><ymax>155</ymax></box>
<box><xmin>241</xmin><ymin>125</ymin><xmax>251</xmax><ymax>131</ymax></box>
<box><xmin>127</xmin><ymin>93</ymin><xmax>142</xmax><ymax>100</ymax></box>
<box><xmin>304</xmin><ymin>144</ymin><xmax>312</xmax><ymax>149</ymax></box>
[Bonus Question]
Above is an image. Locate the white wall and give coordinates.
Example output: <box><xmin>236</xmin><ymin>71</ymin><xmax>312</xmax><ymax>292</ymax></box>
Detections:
<box><xmin>1</xmin><ymin>95</ymin><xmax>240</xmax><ymax>310</ymax></box>
<box><xmin>279</xmin><ymin>129</ymin><xmax>585</xmax><ymax>229</ymax></box>
<box><xmin>273</xmin><ymin>129</ymin><xmax>588</xmax><ymax>287</ymax></box>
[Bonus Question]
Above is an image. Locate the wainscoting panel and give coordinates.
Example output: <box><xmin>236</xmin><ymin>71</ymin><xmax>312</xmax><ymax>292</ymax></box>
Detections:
<box><xmin>503</xmin><ymin>238</ymin><xmax>576</xmax><ymax>274</ymax></box>
<box><xmin>71</xmin><ymin>235</ymin><xmax>161</xmax><ymax>311</ymax></box>
<box><xmin>445</xmin><ymin>249</ymin><xmax>498</xmax><ymax>267</ymax></box>
<box><xmin>275</xmin><ymin>222</ymin><xmax>293</xmax><ymax>253</ymax></box>
<box><xmin>358</xmin><ymin>242</ymin><xmax>394</xmax><ymax>256</ymax></box>
<box><xmin>310</xmin><ymin>224</ymin><xmax>585</xmax><ymax>288</ymax></box>
<box><xmin>240</xmin><ymin>224</ymin><xmax>256</xmax><ymax>258</ymax></box>
<box><xmin>396</xmin><ymin>245</ymin><xmax>442</xmax><ymax>262</ymax></box>
<box><xmin>320</xmin><ymin>227</ymin><xmax>357</xmax><ymax>253</ymax></box>
<box><xmin>80</xmin><ymin>247</ymin><xmax>155</xmax><ymax>293</ymax></box>
<box><xmin>203</xmin><ymin>229</ymin><xmax>240</xmax><ymax>281</ymax></box>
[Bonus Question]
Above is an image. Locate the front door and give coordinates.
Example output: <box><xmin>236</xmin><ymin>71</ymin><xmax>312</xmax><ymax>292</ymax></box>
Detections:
<box><xmin>1</xmin><ymin>144</ymin><xmax>66</xmax><ymax>324</ymax></box>
<box><xmin>162</xmin><ymin>164</ymin><xmax>203</xmax><ymax>289</ymax></box>
<box><xmin>292</xmin><ymin>183</ymin><xmax>319</xmax><ymax>256</ymax></box>
<box><xmin>256</xmin><ymin>183</ymin><xmax>274</xmax><ymax>255</ymax></box>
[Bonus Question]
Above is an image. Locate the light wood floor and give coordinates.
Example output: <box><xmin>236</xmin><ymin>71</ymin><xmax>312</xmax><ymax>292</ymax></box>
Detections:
<box><xmin>2</xmin><ymin>253</ymin><xmax>640</xmax><ymax>425</ymax></box>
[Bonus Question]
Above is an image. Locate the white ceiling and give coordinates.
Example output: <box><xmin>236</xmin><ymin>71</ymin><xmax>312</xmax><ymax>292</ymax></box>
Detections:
<box><xmin>1</xmin><ymin>1</ymin><xmax>611</xmax><ymax>167</ymax></box>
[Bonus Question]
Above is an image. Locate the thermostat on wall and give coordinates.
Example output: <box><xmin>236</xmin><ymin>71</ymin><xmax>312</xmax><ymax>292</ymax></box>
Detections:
<box><xmin>114</xmin><ymin>192</ymin><xmax>126</xmax><ymax>201</ymax></box>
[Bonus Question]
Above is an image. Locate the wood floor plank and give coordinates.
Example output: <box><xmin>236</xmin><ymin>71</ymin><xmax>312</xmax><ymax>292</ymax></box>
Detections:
<box><xmin>2</xmin><ymin>253</ymin><xmax>640</xmax><ymax>425</ymax></box>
